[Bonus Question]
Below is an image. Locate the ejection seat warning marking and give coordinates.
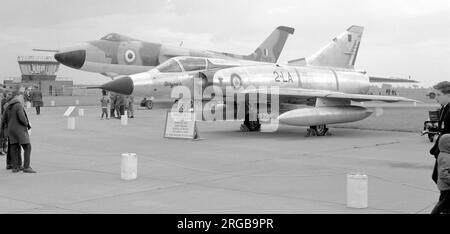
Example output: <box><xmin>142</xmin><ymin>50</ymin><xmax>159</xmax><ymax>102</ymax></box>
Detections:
<box><xmin>64</xmin><ymin>106</ymin><xmax>76</xmax><ymax>117</ymax></box>
<box><xmin>164</xmin><ymin>111</ymin><xmax>198</xmax><ymax>140</ymax></box>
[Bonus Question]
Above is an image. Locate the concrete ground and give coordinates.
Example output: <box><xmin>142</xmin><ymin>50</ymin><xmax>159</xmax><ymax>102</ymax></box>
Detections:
<box><xmin>0</xmin><ymin>105</ymin><xmax>439</xmax><ymax>214</ymax></box>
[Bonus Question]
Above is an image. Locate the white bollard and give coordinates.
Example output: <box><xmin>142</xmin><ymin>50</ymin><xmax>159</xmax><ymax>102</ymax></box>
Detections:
<box><xmin>78</xmin><ymin>108</ymin><xmax>84</xmax><ymax>117</ymax></box>
<box><xmin>347</xmin><ymin>173</ymin><xmax>368</xmax><ymax>208</ymax></box>
<box><xmin>121</xmin><ymin>153</ymin><xmax>137</xmax><ymax>180</ymax></box>
<box><xmin>67</xmin><ymin>117</ymin><xmax>75</xmax><ymax>130</ymax></box>
<box><xmin>413</xmin><ymin>102</ymin><xmax>417</xmax><ymax>107</ymax></box>
<box><xmin>76</xmin><ymin>99</ymin><xmax>80</xmax><ymax>105</ymax></box>
<box><xmin>51</xmin><ymin>100</ymin><xmax>55</xmax><ymax>106</ymax></box>
<box><xmin>121</xmin><ymin>115</ymin><xmax>128</xmax><ymax>125</ymax></box>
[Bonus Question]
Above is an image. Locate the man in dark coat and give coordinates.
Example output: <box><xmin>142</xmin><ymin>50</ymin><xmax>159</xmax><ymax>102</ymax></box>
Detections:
<box><xmin>1</xmin><ymin>91</ymin><xmax>34</xmax><ymax>173</ymax></box>
<box><xmin>30</xmin><ymin>87</ymin><xmax>43</xmax><ymax>115</ymax></box>
<box><xmin>430</xmin><ymin>81</ymin><xmax>450</xmax><ymax>184</ymax></box>
<box><xmin>0</xmin><ymin>90</ymin><xmax>22</xmax><ymax>170</ymax></box>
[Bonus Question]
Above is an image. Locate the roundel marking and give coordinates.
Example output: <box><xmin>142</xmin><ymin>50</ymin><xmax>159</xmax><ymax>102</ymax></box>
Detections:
<box><xmin>230</xmin><ymin>73</ymin><xmax>242</xmax><ymax>89</ymax></box>
<box><xmin>124</xmin><ymin>49</ymin><xmax>136</xmax><ymax>64</ymax></box>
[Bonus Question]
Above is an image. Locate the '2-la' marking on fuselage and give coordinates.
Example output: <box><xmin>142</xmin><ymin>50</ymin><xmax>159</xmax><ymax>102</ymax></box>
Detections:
<box><xmin>274</xmin><ymin>71</ymin><xmax>294</xmax><ymax>83</ymax></box>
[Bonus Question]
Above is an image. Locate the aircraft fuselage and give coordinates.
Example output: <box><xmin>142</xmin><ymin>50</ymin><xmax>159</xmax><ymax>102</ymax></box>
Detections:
<box><xmin>132</xmin><ymin>64</ymin><xmax>370</xmax><ymax>100</ymax></box>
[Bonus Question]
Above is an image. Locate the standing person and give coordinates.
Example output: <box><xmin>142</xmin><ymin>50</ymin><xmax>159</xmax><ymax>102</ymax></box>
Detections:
<box><xmin>100</xmin><ymin>94</ymin><xmax>110</xmax><ymax>120</ymax></box>
<box><xmin>2</xmin><ymin>91</ymin><xmax>32</xmax><ymax>173</ymax></box>
<box><xmin>124</xmin><ymin>96</ymin><xmax>129</xmax><ymax>118</ymax></box>
<box><xmin>1</xmin><ymin>90</ymin><xmax>22</xmax><ymax>170</ymax></box>
<box><xmin>31</xmin><ymin>86</ymin><xmax>43</xmax><ymax>115</ymax></box>
<box><xmin>431</xmin><ymin>134</ymin><xmax>450</xmax><ymax>214</ymax></box>
<box><xmin>109</xmin><ymin>92</ymin><xmax>116</xmax><ymax>118</ymax></box>
<box><xmin>127</xmin><ymin>95</ymin><xmax>134</xmax><ymax>118</ymax></box>
<box><xmin>24</xmin><ymin>88</ymin><xmax>31</xmax><ymax>108</ymax></box>
<box><xmin>430</xmin><ymin>81</ymin><xmax>450</xmax><ymax>184</ymax></box>
<box><xmin>0</xmin><ymin>92</ymin><xmax>9</xmax><ymax>156</ymax></box>
<box><xmin>116</xmin><ymin>94</ymin><xmax>125</xmax><ymax>117</ymax></box>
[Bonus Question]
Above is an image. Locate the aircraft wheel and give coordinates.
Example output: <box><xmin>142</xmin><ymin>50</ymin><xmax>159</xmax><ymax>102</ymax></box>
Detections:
<box><xmin>306</xmin><ymin>128</ymin><xmax>317</xmax><ymax>137</ymax></box>
<box><xmin>308</xmin><ymin>125</ymin><xmax>329</xmax><ymax>136</ymax></box>
<box><xmin>250</xmin><ymin>120</ymin><xmax>261</xmax><ymax>131</ymax></box>
<box><xmin>315</xmin><ymin>125</ymin><xmax>328</xmax><ymax>136</ymax></box>
<box><xmin>145</xmin><ymin>100</ymin><xmax>153</xmax><ymax>109</ymax></box>
<box><xmin>241</xmin><ymin>120</ymin><xmax>261</xmax><ymax>132</ymax></box>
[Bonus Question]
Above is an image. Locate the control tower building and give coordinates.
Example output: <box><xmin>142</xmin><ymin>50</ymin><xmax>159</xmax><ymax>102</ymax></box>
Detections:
<box><xmin>3</xmin><ymin>56</ymin><xmax>73</xmax><ymax>96</ymax></box>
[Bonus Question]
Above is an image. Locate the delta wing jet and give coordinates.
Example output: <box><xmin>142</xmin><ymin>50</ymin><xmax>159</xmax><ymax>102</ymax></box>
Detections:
<box><xmin>99</xmin><ymin>25</ymin><xmax>419</xmax><ymax>136</ymax></box>
<box><xmin>53</xmin><ymin>26</ymin><xmax>294</xmax><ymax>77</ymax></box>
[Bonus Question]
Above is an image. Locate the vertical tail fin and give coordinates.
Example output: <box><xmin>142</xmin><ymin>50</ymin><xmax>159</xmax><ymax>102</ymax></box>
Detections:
<box><xmin>306</xmin><ymin>25</ymin><xmax>364</xmax><ymax>69</ymax></box>
<box><xmin>245</xmin><ymin>26</ymin><xmax>295</xmax><ymax>63</ymax></box>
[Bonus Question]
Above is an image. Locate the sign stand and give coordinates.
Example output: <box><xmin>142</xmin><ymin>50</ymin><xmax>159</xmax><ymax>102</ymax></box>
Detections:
<box><xmin>164</xmin><ymin>111</ymin><xmax>200</xmax><ymax>140</ymax></box>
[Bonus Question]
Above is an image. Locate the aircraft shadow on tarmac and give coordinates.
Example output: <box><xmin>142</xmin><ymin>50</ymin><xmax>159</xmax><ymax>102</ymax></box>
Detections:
<box><xmin>203</xmin><ymin>125</ymin><xmax>376</xmax><ymax>140</ymax></box>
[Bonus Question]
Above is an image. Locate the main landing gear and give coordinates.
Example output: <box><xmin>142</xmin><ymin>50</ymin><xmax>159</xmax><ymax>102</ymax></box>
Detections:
<box><xmin>306</xmin><ymin>125</ymin><xmax>330</xmax><ymax>137</ymax></box>
<box><xmin>240</xmin><ymin>119</ymin><xmax>261</xmax><ymax>132</ymax></box>
<box><xmin>240</xmin><ymin>102</ymin><xmax>261</xmax><ymax>132</ymax></box>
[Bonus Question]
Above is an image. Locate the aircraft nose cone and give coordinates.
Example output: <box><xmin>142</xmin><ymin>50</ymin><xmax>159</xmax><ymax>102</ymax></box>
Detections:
<box><xmin>54</xmin><ymin>50</ymin><xmax>86</xmax><ymax>69</ymax></box>
<box><xmin>101</xmin><ymin>76</ymin><xmax>134</xmax><ymax>95</ymax></box>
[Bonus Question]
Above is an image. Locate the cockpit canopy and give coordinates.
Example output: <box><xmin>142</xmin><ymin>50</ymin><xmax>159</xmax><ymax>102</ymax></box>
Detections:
<box><xmin>155</xmin><ymin>56</ymin><xmax>247</xmax><ymax>73</ymax></box>
<box><xmin>100</xmin><ymin>33</ymin><xmax>138</xmax><ymax>42</ymax></box>
<box><xmin>156</xmin><ymin>57</ymin><xmax>207</xmax><ymax>73</ymax></box>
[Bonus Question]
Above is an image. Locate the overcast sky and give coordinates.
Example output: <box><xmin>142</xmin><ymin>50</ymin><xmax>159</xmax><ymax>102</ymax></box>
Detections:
<box><xmin>0</xmin><ymin>0</ymin><xmax>448</xmax><ymax>87</ymax></box>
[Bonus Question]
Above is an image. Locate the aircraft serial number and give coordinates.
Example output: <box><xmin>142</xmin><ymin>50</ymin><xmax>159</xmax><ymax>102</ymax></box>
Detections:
<box><xmin>274</xmin><ymin>71</ymin><xmax>294</xmax><ymax>83</ymax></box>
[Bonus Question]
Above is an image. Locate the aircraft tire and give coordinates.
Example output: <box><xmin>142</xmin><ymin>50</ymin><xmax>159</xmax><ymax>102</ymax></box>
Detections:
<box><xmin>145</xmin><ymin>100</ymin><xmax>153</xmax><ymax>110</ymax></box>
<box><xmin>309</xmin><ymin>125</ymin><xmax>328</xmax><ymax>136</ymax></box>
<box><xmin>243</xmin><ymin>120</ymin><xmax>261</xmax><ymax>132</ymax></box>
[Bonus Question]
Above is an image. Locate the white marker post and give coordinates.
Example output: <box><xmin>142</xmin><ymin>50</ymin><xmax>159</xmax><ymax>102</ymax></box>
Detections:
<box><xmin>78</xmin><ymin>108</ymin><xmax>84</xmax><ymax>117</ymax></box>
<box><xmin>121</xmin><ymin>153</ymin><xmax>137</xmax><ymax>180</ymax></box>
<box><xmin>121</xmin><ymin>114</ymin><xmax>128</xmax><ymax>125</ymax></box>
<box><xmin>67</xmin><ymin>117</ymin><xmax>75</xmax><ymax>130</ymax></box>
<box><xmin>64</xmin><ymin>106</ymin><xmax>76</xmax><ymax>130</ymax></box>
<box><xmin>75</xmin><ymin>99</ymin><xmax>80</xmax><ymax>105</ymax></box>
<box><xmin>51</xmin><ymin>100</ymin><xmax>55</xmax><ymax>106</ymax></box>
<box><xmin>346</xmin><ymin>173</ymin><xmax>368</xmax><ymax>208</ymax></box>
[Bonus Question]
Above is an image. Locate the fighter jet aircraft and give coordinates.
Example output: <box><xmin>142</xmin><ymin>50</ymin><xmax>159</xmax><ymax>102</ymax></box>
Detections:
<box><xmin>53</xmin><ymin>26</ymin><xmax>294</xmax><ymax>77</ymax></box>
<box><xmin>99</xmin><ymin>25</ymin><xmax>419</xmax><ymax>136</ymax></box>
